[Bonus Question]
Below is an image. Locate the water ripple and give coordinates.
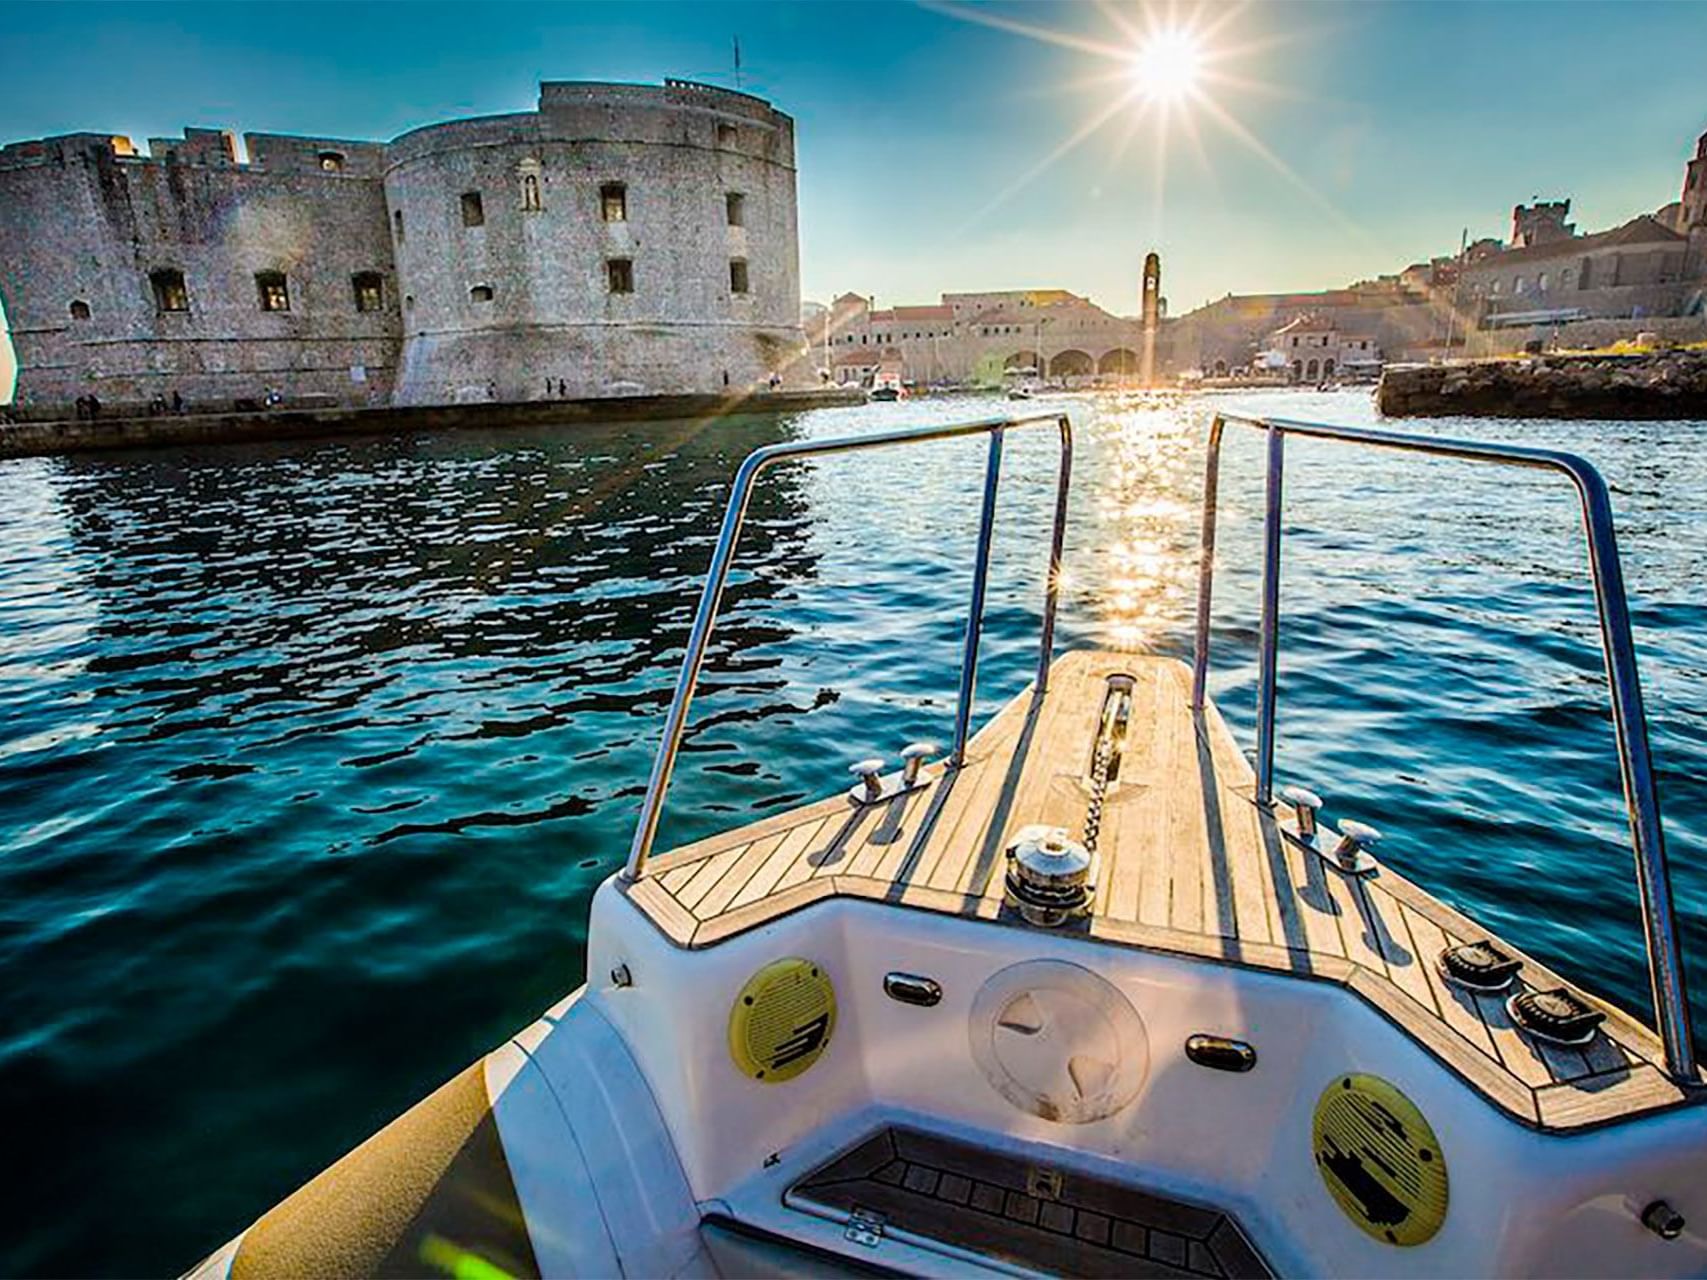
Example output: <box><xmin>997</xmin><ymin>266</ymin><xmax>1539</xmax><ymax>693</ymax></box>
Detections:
<box><xmin>1</xmin><ymin>393</ymin><xmax>1704</xmax><ymax>1274</ymax></box>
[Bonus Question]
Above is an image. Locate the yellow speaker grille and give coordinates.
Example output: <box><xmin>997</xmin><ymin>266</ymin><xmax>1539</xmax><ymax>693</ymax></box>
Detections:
<box><xmin>1313</xmin><ymin>1074</ymin><xmax>1448</xmax><ymax>1247</ymax></box>
<box><xmin>728</xmin><ymin>958</ymin><xmax>836</xmax><ymax>1083</ymax></box>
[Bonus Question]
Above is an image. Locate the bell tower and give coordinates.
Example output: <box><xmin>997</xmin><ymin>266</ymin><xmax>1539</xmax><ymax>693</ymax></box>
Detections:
<box><xmin>1140</xmin><ymin>252</ymin><xmax>1161</xmax><ymax>387</ymax></box>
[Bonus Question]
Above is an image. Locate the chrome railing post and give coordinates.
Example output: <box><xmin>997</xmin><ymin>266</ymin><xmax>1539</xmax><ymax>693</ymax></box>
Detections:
<box><xmin>1254</xmin><ymin>422</ymin><xmax>1285</xmax><ymax>806</ymax></box>
<box><xmin>952</xmin><ymin>428</ymin><xmax>1005</xmax><ymax>767</ymax></box>
<box><xmin>622</xmin><ymin>412</ymin><xmax>1073</xmax><ymax>883</ymax></box>
<box><xmin>1570</xmin><ymin>462</ymin><xmax>1695</xmax><ymax>1082</ymax></box>
<box><xmin>1191</xmin><ymin>414</ymin><xmax>1227</xmax><ymax>709</ymax></box>
<box><xmin>622</xmin><ymin>448</ymin><xmax>770</xmax><ymax>883</ymax></box>
<box><xmin>1033</xmin><ymin>413</ymin><xmax>1074</xmax><ymax>698</ymax></box>
<box><xmin>1199</xmin><ymin>410</ymin><xmax>1696</xmax><ymax>1083</ymax></box>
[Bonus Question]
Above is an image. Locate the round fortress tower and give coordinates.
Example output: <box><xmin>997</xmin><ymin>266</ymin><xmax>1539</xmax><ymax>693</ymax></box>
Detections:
<box><xmin>385</xmin><ymin>80</ymin><xmax>804</xmax><ymax>403</ymax></box>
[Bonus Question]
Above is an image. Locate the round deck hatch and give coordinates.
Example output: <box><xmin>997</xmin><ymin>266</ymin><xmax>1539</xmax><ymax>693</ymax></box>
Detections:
<box><xmin>728</xmin><ymin>958</ymin><xmax>836</xmax><ymax>1083</ymax></box>
<box><xmin>1313</xmin><ymin>1074</ymin><xmax>1448</xmax><ymax>1246</ymax></box>
<box><xmin>969</xmin><ymin>959</ymin><xmax>1148</xmax><ymax>1123</ymax></box>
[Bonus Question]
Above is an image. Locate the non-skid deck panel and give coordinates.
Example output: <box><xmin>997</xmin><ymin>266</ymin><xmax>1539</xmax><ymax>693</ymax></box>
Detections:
<box><xmin>790</xmin><ymin>1126</ymin><xmax>1272</xmax><ymax>1279</ymax></box>
<box><xmin>625</xmin><ymin>651</ymin><xmax>1698</xmax><ymax>1131</ymax></box>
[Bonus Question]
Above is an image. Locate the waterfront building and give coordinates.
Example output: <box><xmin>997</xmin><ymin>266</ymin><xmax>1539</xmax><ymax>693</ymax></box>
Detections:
<box><xmin>1258</xmin><ymin>314</ymin><xmax>1381</xmax><ymax>381</ymax></box>
<box><xmin>1172</xmin><ymin>123</ymin><xmax>1707</xmax><ymax>370</ymax></box>
<box><xmin>0</xmin><ymin>80</ymin><xmax>805</xmax><ymax>418</ymax></box>
<box><xmin>1461</xmin><ymin>213</ymin><xmax>1698</xmax><ymax>329</ymax></box>
<box><xmin>807</xmin><ymin>288</ymin><xmax>1159</xmax><ymax>387</ymax></box>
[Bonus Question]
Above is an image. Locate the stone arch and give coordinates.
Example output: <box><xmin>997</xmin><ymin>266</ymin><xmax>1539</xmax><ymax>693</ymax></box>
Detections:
<box><xmin>1004</xmin><ymin>350</ymin><xmax>1040</xmax><ymax>372</ymax></box>
<box><xmin>1292</xmin><ymin>359</ymin><xmax>1303</xmax><ymax>381</ymax></box>
<box><xmin>1305</xmin><ymin>358</ymin><xmax>1319</xmax><ymax>379</ymax></box>
<box><xmin>1048</xmin><ymin>349</ymin><xmax>1094</xmax><ymax>378</ymax></box>
<box><xmin>1323</xmin><ymin>358</ymin><xmax>1335</xmax><ymax>378</ymax></box>
<box><xmin>1098</xmin><ymin>348</ymin><xmax>1138</xmax><ymax>374</ymax></box>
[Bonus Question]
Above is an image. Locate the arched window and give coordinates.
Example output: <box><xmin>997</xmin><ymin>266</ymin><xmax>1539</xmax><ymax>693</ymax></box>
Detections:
<box><xmin>469</xmin><ymin>284</ymin><xmax>494</xmax><ymax>302</ymax></box>
<box><xmin>317</xmin><ymin>151</ymin><xmax>345</xmax><ymax>173</ymax></box>
<box><xmin>393</xmin><ymin>210</ymin><xmax>405</xmax><ymax>242</ymax></box>
<box><xmin>1513</xmin><ymin>275</ymin><xmax>1526</xmax><ymax>295</ymax></box>
<box><xmin>1305</xmin><ymin>358</ymin><xmax>1319</xmax><ymax>379</ymax></box>
<box><xmin>518</xmin><ymin>159</ymin><xmax>542</xmax><ymax>212</ymax></box>
<box><xmin>460</xmin><ymin>192</ymin><xmax>485</xmax><ymax>227</ymax></box>
<box><xmin>1537</xmin><ymin>272</ymin><xmax>1549</xmax><ymax>292</ymax></box>
<box><xmin>69</xmin><ymin>300</ymin><xmax>91</xmax><ymax>321</ymax></box>
<box><xmin>150</xmin><ymin>268</ymin><xmax>189</xmax><ymax>313</ymax></box>
<box><xmin>1324</xmin><ymin>358</ymin><xmax>1336</xmax><ymax>377</ymax></box>
<box><xmin>1292</xmin><ymin>359</ymin><xmax>1303</xmax><ymax>381</ymax></box>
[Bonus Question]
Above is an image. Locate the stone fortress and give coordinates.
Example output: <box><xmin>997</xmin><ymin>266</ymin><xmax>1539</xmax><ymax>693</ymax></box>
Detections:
<box><xmin>0</xmin><ymin>80</ymin><xmax>804</xmax><ymax>418</ymax></box>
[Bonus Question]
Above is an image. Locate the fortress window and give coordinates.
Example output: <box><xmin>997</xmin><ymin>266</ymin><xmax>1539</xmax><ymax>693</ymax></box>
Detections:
<box><xmin>393</xmin><ymin>210</ymin><xmax>405</xmax><ymax>242</ymax></box>
<box><xmin>717</xmin><ymin>124</ymin><xmax>738</xmax><ymax>148</ymax></box>
<box><xmin>469</xmin><ymin>285</ymin><xmax>494</xmax><ymax>303</ymax></box>
<box><xmin>521</xmin><ymin>172</ymin><xmax>541</xmax><ymax>212</ymax></box>
<box><xmin>607</xmin><ymin>258</ymin><xmax>634</xmax><ymax>294</ymax></box>
<box><xmin>726</xmin><ymin>192</ymin><xmax>745</xmax><ymax>227</ymax></box>
<box><xmin>461</xmin><ymin>191</ymin><xmax>485</xmax><ymax>227</ymax></box>
<box><xmin>256</xmin><ymin>272</ymin><xmax>290</xmax><ymax>312</ymax></box>
<box><xmin>352</xmin><ymin>273</ymin><xmax>385</xmax><ymax>313</ymax></box>
<box><xmin>601</xmin><ymin>183</ymin><xmax>627</xmax><ymax>222</ymax></box>
<box><xmin>151</xmin><ymin>269</ymin><xmax>189</xmax><ymax>313</ymax></box>
<box><xmin>1537</xmin><ymin>271</ymin><xmax>1549</xmax><ymax>292</ymax></box>
<box><xmin>69</xmin><ymin>300</ymin><xmax>91</xmax><ymax>321</ymax></box>
<box><xmin>730</xmin><ymin>259</ymin><xmax>749</xmax><ymax>294</ymax></box>
<box><xmin>317</xmin><ymin>151</ymin><xmax>345</xmax><ymax>173</ymax></box>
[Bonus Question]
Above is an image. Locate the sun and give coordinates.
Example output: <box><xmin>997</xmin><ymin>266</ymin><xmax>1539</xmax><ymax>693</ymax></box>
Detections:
<box><xmin>1130</xmin><ymin>29</ymin><xmax>1204</xmax><ymax>103</ymax></box>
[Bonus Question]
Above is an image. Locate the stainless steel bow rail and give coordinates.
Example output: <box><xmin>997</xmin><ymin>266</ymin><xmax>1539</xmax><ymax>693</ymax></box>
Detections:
<box><xmin>1191</xmin><ymin>410</ymin><xmax>1697</xmax><ymax>1084</ymax></box>
<box><xmin>624</xmin><ymin>411</ymin><xmax>1074</xmax><ymax>884</ymax></box>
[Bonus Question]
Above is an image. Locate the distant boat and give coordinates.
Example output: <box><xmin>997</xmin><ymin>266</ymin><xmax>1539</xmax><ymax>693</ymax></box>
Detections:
<box><xmin>1006</xmin><ymin>386</ymin><xmax>1033</xmax><ymax>401</ymax></box>
<box><xmin>869</xmin><ymin>385</ymin><xmax>901</xmax><ymax>402</ymax></box>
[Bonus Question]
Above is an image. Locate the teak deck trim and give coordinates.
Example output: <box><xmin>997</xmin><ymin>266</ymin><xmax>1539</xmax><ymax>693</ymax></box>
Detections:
<box><xmin>623</xmin><ymin>650</ymin><xmax>1700</xmax><ymax>1133</ymax></box>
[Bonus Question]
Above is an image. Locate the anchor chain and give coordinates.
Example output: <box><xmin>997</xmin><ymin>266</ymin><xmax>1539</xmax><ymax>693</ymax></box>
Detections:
<box><xmin>1082</xmin><ymin>729</ymin><xmax>1116</xmax><ymax>855</ymax></box>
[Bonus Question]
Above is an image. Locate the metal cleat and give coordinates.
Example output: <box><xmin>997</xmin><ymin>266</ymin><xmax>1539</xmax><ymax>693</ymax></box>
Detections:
<box><xmin>1279</xmin><ymin>784</ymin><xmax>1323</xmax><ymax>847</ymax></box>
<box><xmin>900</xmin><ymin>741</ymin><xmax>938</xmax><ymax>787</ymax></box>
<box><xmin>1327</xmin><ymin>819</ymin><xmax>1381</xmax><ymax>876</ymax></box>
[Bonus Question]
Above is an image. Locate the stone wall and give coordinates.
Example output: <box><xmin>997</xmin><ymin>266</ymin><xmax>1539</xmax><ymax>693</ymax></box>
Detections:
<box><xmin>1464</xmin><ymin>314</ymin><xmax>1707</xmax><ymax>358</ymax></box>
<box><xmin>0</xmin><ymin>132</ymin><xmax>400</xmax><ymax>418</ymax></box>
<box><xmin>1378</xmin><ymin>350</ymin><xmax>1707</xmax><ymax>418</ymax></box>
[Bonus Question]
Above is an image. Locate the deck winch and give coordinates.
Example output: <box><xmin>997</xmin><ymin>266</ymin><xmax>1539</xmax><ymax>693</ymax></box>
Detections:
<box><xmin>1004</xmin><ymin>825</ymin><xmax>1095</xmax><ymax>927</ymax></box>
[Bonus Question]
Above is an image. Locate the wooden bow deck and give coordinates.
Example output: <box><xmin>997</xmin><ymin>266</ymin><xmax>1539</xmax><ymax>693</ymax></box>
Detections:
<box><xmin>623</xmin><ymin>650</ymin><xmax>1697</xmax><ymax>1132</ymax></box>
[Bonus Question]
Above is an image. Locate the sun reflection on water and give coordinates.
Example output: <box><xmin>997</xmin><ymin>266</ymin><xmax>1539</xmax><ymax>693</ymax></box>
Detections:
<box><xmin>1082</xmin><ymin>394</ymin><xmax>1203</xmax><ymax>652</ymax></box>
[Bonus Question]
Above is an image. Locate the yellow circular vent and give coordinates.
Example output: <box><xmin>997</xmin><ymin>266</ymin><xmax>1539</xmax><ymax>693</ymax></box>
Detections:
<box><xmin>728</xmin><ymin>958</ymin><xmax>836</xmax><ymax>1083</ymax></box>
<box><xmin>1313</xmin><ymin>1074</ymin><xmax>1448</xmax><ymax>1246</ymax></box>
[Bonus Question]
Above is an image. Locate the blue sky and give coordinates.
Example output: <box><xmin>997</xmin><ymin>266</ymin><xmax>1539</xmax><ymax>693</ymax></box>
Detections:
<box><xmin>3</xmin><ymin>0</ymin><xmax>1705</xmax><ymax>395</ymax></box>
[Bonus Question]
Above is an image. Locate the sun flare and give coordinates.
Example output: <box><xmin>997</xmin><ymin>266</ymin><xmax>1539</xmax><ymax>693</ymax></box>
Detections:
<box><xmin>1130</xmin><ymin>29</ymin><xmax>1203</xmax><ymax>103</ymax></box>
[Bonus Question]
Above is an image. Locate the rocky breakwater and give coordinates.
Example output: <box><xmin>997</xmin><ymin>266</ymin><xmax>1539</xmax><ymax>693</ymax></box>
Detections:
<box><xmin>1379</xmin><ymin>350</ymin><xmax>1707</xmax><ymax>419</ymax></box>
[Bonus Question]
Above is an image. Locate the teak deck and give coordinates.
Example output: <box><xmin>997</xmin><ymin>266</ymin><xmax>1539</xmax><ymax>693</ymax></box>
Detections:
<box><xmin>624</xmin><ymin>650</ymin><xmax>1698</xmax><ymax>1132</ymax></box>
